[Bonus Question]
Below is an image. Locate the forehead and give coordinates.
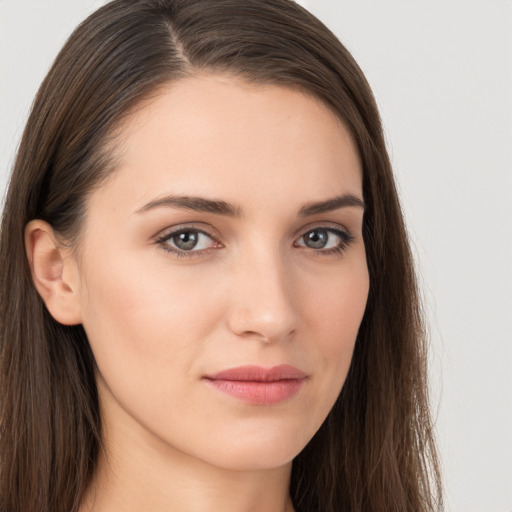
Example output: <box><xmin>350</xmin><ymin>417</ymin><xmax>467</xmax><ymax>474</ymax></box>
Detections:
<box><xmin>93</xmin><ymin>74</ymin><xmax>362</xmax><ymax>215</ymax></box>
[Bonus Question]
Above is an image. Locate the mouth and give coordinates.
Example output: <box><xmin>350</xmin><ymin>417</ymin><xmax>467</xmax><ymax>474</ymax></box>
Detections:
<box><xmin>202</xmin><ymin>365</ymin><xmax>307</xmax><ymax>405</ymax></box>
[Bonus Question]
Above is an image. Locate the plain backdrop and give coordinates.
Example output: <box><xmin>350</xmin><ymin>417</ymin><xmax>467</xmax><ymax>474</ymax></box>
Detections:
<box><xmin>0</xmin><ymin>1</ymin><xmax>511</xmax><ymax>511</ymax></box>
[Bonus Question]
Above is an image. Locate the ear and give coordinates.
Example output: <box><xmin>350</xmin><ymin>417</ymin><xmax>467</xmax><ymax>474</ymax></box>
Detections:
<box><xmin>25</xmin><ymin>219</ymin><xmax>83</xmax><ymax>325</ymax></box>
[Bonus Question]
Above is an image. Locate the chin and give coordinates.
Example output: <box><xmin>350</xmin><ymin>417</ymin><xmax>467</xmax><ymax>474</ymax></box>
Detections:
<box><xmin>208</xmin><ymin>445</ymin><xmax>299</xmax><ymax>472</ymax></box>
<box><xmin>190</xmin><ymin>420</ymin><xmax>314</xmax><ymax>472</ymax></box>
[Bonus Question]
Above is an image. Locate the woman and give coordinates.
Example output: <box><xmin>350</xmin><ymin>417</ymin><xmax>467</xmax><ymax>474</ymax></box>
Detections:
<box><xmin>0</xmin><ymin>1</ymin><xmax>443</xmax><ymax>511</ymax></box>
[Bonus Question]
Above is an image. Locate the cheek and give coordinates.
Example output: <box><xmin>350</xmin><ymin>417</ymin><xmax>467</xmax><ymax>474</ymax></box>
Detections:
<box><xmin>300</xmin><ymin>258</ymin><xmax>369</xmax><ymax>406</ymax></box>
<box><xmin>305</xmin><ymin>257</ymin><xmax>368</xmax><ymax>344</ymax></box>
<box><xmin>78</xmin><ymin>250</ymin><xmax>226</xmax><ymax>398</ymax></box>
<box><xmin>77</xmin><ymin>252</ymin><xmax>236</xmax><ymax>456</ymax></box>
<box><xmin>82</xmin><ymin>242</ymin><xmax>217</xmax><ymax>334</ymax></box>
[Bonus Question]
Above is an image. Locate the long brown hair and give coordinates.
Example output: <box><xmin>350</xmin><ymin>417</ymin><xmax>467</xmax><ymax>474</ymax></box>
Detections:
<box><xmin>0</xmin><ymin>1</ymin><xmax>443</xmax><ymax>511</ymax></box>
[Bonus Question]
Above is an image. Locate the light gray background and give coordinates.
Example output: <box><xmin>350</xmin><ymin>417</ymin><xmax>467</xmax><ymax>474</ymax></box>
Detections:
<box><xmin>1</xmin><ymin>1</ymin><xmax>511</xmax><ymax>511</ymax></box>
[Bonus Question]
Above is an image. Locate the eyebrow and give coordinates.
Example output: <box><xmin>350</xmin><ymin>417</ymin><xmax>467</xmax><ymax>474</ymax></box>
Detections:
<box><xmin>136</xmin><ymin>195</ymin><xmax>242</xmax><ymax>217</ymax></box>
<box><xmin>298</xmin><ymin>194</ymin><xmax>365</xmax><ymax>216</ymax></box>
<box><xmin>136</xmin><ymin>193</ymin><xmax>365</xmax><ymax>217</ymax></box>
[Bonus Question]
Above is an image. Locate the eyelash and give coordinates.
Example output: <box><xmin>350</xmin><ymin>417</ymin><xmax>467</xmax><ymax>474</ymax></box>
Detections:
<box><xmin>294</xmin><ymin>227</ymin><xmax>355</xmax><ymax>257</ymax></box>
<box><xmin>154</xmin><ymin>225</ymin><xmax>355</xmax><ymax>259</ymax></box>
<box><xmin>155</xmin><ymin>227</ymin><xmax>221</xmax><ymax>258</ymax></box>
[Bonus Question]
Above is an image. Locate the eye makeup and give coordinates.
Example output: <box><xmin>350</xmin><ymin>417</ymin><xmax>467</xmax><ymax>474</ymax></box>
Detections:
<box><xmin>153</xmin><ymin>222</ymin><xmax>355</xmax><ymax>259</ymax></box>
<box><xmin>154</xmin><ymin>224</ymin><xmax>223</xmax><ymax>258</ymax></box>
<box><xmin>295</xmin><ymin>227</ymin><xmax>355</xmax><ymax>256</ymax></box>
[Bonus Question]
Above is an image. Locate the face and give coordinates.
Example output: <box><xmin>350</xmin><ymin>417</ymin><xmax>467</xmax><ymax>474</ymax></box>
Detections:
<box><xmin>75</xmin><ymin>75</ymin><xmax>369</xmax><ymax>471</ymax></box>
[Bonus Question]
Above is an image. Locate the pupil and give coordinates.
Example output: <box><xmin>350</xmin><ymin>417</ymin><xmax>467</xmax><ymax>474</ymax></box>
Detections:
<box><xmin>174</xmin><ymin>231</ymin><xmax>198</xmax><ymax>250</ymax></box>
<box><xmin>305</xmin><ymin>229</ymin><xmax>328</xmax><ymax>249</ymax></box>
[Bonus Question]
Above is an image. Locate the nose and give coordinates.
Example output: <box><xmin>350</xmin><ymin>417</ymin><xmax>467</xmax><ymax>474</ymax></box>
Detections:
<box><xmin>227</xmin><ymin>246</ymin><xmax>298</xmax><ymax>343</ymax></box>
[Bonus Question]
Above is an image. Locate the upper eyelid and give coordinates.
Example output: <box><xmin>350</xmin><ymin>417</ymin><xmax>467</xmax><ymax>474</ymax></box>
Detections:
<box><xmin>153</xmin><ymin>221</ymin><xmax>355</xmax><ymax>249</ymax></box>
<box><xmin>154</xmin><ymin>223</ymin><xmax>219</xmax><ymax>242</ymax></box>
<box><xmin>155</xmin><ymin>227</ymin><xmax>220</xmax><ymax>257</ymax></box>
<box><xmin>294</xmin><ymin>221</ymin><xmax>352</xmax><ymax>239</ymax></box>
<box><xmin>155</xmin><ymin>222</ymin><xmax>350</xmax><ymax>239</ymax></box>
<box><xmin>294</xmin><ymin>226</ymin><xmax>353</xmax><ymax>246</ymax></box>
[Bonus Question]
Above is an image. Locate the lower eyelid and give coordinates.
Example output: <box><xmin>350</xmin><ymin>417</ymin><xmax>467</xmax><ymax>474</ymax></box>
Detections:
<box><xmin>296</xmin><ymin>227</ymin><xmax>352</xmax><ymax>243</ymax></box>
<box><xmin>154</xmin><ymin>227</ymin><xmax>221</xmax><ymax>254</ymax></box>
<box><xmin>155</xmin><ymin>225</ymin><xmax>355</xmax><ymax>257</ymax></box>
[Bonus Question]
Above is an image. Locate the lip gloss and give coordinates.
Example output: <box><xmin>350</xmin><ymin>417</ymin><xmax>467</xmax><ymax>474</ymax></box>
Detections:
<box><xmin>203</xmin><ymin>364</ymin><xmax>307</xmax><ymax>405</ymax></box>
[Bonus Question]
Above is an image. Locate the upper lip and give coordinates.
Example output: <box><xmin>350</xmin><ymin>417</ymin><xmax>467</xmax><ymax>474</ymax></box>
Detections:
<box><xmin>204</xmin><ymin>364</ymin><xmax>307</xmax><ymax>382</ymax></box>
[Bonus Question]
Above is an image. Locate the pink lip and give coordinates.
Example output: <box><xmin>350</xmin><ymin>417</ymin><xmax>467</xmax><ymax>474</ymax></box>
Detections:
<box><xmin>203</xmin><ymin>365</ymin><xmax>307</xmax><ymax>405</ymax></box>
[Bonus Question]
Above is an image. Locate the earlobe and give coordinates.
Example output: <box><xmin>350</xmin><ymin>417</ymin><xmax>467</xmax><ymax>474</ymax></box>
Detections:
<box><xmin>25</xmin><ymin>219</ymin><xmax>83</xmax><ymax>325</ymax></box>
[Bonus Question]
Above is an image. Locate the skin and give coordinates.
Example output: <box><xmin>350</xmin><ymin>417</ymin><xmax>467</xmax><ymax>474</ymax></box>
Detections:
<box><xmin>26</xmin><ymin>75</ymin><xmax>369</xmax><ymax>512</ymax></box>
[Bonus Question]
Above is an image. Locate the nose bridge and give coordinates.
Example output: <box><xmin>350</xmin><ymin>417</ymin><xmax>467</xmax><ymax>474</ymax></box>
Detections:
<box><xmin>228</xmin><ymin>240</ymin><xmax>297</xmax><ymax>342</ymax></box>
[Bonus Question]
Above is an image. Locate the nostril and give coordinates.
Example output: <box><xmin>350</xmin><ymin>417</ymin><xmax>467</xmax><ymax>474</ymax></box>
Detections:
<box><xmin>226</xmin><ymin>300</ymin><xmax>297</xmax><ymax>342</ymax></box>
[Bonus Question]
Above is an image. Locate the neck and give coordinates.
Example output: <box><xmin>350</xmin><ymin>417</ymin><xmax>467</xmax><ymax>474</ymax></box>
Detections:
<box><xmin>81</xmin><ymin>451</ymin><xmax>294</xmax><ymax>512</ymax></box>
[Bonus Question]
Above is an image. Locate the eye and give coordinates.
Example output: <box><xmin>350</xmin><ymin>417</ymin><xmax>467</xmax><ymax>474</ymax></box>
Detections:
<box><xmin>295</xmin><ymin>227</ymin><xmax>353</xmax><ymax>253</ymax></box>
<box><xmin>156</xmin><ymin>228</ymin><xmax>220</xmax><ymax>256</ymax></box>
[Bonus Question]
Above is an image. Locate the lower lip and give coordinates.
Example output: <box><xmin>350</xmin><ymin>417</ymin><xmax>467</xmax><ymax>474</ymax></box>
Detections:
<box><xmin>204</xmin><ymin>378</ymin><xmax>305</xmax><ymax>405</ymax></box>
